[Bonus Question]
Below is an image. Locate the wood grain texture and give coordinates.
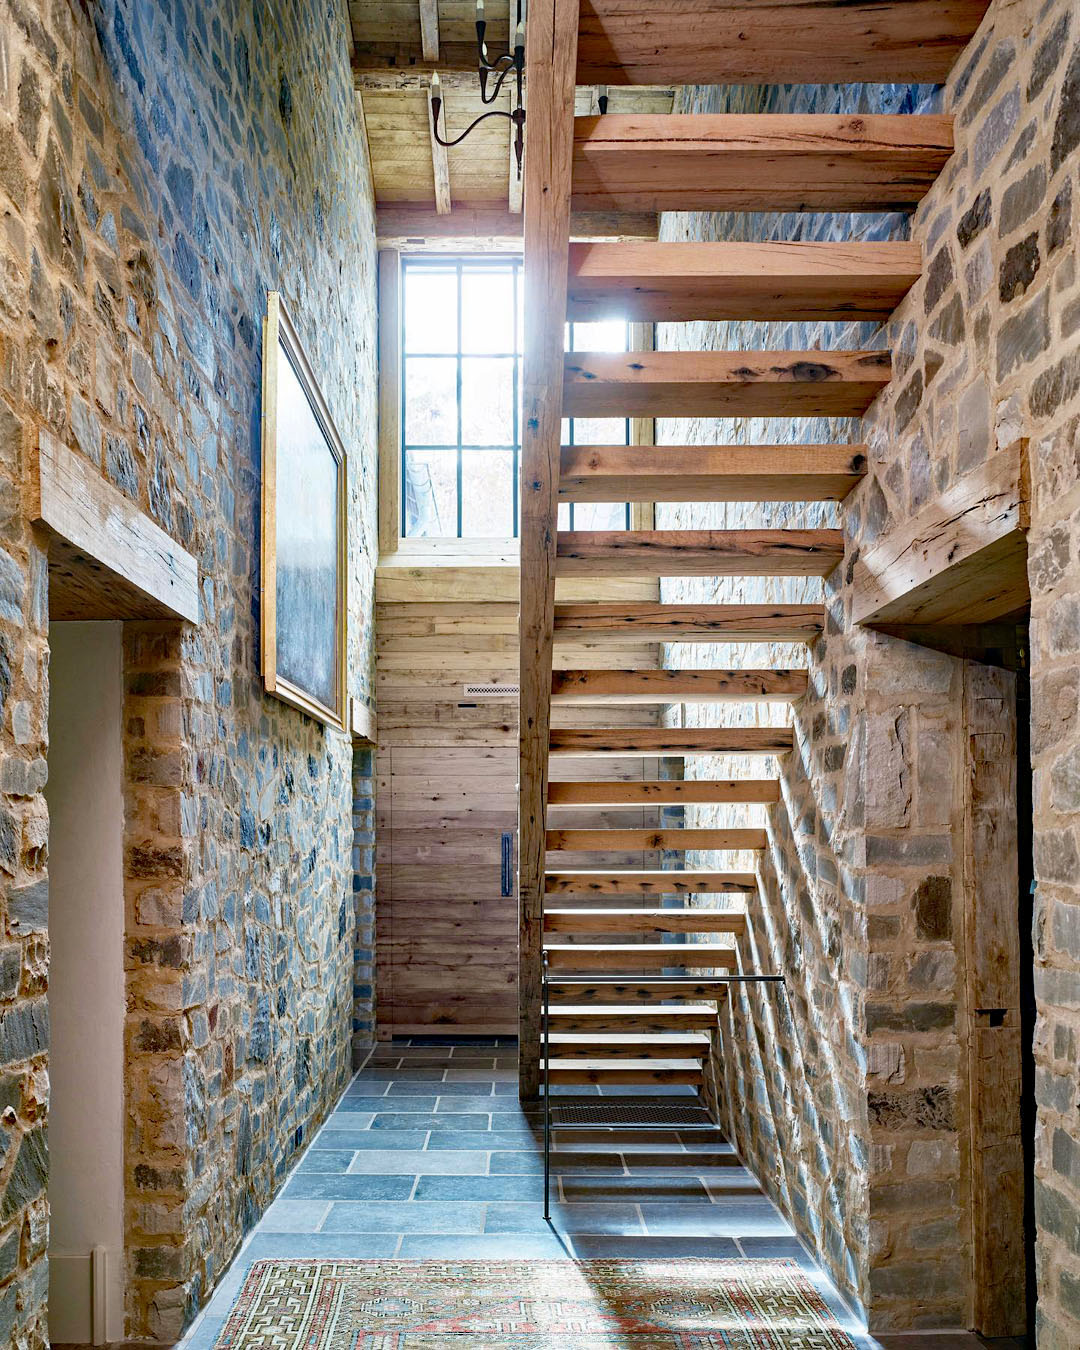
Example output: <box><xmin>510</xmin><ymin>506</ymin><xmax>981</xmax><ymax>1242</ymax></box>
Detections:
<box><xmin>575</xmin><ymin>0</ymin><xmax>991</xmax><ymax>85</ymax></box>
<box><xmin>566</xmin><ymin>241</ymin><xmax>921</xmax><ymax>322</ymax></box>
<box><xmin>547</xmin><ymin>979</ymin><xmax>732</xmax><ymax>1004</ymax></box>
<box><xmin>426</xmin><ymin>86</ymin><xmax>452</xmax><ymax>213</ymax></box>
<box><xmin>545</xmin><ymin>908</ymin><xmax>747</xmax><ymax>934</ymax></box>
<box><xmin>964</xmin><ymin>662</ymin><xmax>1025</xmax><ymax>1335</ymax></box>
<box><xmin>546</xmin><ymin>827</ymin><xmax>767</xmax><ymax>851</ymax></box>
<box><xmin>549</xmin><ymin>727</ymin><xmax>794</xmax><ymax>755</ymax></box>
<box><xmin>555</xmin><ymin>529</ymin><xmax>844</xmax><ymax>578</ymax></box>
<box><xmin>549</xmin><ymin>1005</ymin><xmax>720</xmax><ymax>1030</ymax></box>
<box><xmin>563</xmin><ymin>349</ymin><xmax>891</xmax><ymax>418</ymax></box>
<box><xmin>546</xmin><ymin>1059</ymin><xmax>703</xmax><ymax>1084</ymax></box>
<box><xmin>32</xmin><ymin>429</ymin><xmax>199</xmax><ymax>623</ymax></box>
<box><xmin>376</xmin><ymin>204</ymin><xmax>660</xmax><ymax>244</ymax></box>
<box><xmin>518</xmin><ymin>0</ymin><xmax>581</xmax><ymax>1098</ymax></box>
<box><xmin>418</xmin><ymin>0</ymin><xmax>440</xmax><ymax>60</ymax></box>
<box><xmin>548</xmin><ymin>779</ymin><xmax>780</xmax><ymax>805</ymax></box>
<box><xmin>544</xmin><ymin>942</ymin><xmax>738</xmax><ymax>970</ymax></box>
<box><xmin>553</xmin><ymin>602</ymin><xmax>823</xmax><ymax>642</ymax></box>
<box><xmin>851</xmin><ymin>441</ymin><xmax>1030</xmax><ymax>626</ymax></box>
<box><xmin>548</xmin><ymin>1032</ymin><xmax>710</xmax><ymax>1057</ymax></box>
<box><xmin>545</xmin><ymin>870</ymin><xmax>757</xmax><ymax>895</ymax></box>
<box><xmin>572</xmin><ymin>114</ymin><xmax>954</xmax><ymax>213</ymax></box>
<box><xmin>551</xmin><ymin>668</ymin><xmax>807</xmax><ymax>703</ymax></box>
<box><xmin>558</xmin><ymin>443</ymin><xmax>866</xmax><ymax>502</ymax></box>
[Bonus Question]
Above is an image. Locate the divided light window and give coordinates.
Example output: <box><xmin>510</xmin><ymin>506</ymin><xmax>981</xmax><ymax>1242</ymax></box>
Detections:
<box><xmin>401</xmin><ymin>254</ymin><xmax>631</xmax><ymax>540</ymax></box>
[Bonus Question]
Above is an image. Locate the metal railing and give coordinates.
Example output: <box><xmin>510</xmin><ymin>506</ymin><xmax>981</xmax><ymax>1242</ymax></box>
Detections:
<box><xmin>539</xmin><ymin>967</ymin><xmax>786</xmax><ymax>1222</ymax></box>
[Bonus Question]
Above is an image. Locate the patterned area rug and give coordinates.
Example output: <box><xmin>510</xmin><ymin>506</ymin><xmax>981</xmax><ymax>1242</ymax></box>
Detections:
<box><xmin>213</xmin><ymin>1258</ymin><xmax>858</xmax><ymax>1347</ymax></box>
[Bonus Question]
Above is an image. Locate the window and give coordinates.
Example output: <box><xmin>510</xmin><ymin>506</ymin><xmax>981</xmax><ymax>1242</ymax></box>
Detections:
<box><xmin>400</xmin><ymin>255</ymin><xmax>631</xmax><ymax>540</ymax></box>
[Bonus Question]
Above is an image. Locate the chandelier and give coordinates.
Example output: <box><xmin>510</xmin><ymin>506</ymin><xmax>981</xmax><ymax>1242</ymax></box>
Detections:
<box><xmin>430</xmin><ymin>1</ymin><xmax>526</xmax><ymax>179</ymax></box>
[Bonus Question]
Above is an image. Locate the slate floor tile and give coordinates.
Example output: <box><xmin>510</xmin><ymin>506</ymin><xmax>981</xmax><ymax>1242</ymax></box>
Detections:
<box><xmin>560</xmin><ymin>1175</ymin><xmax>712</xmax><ymax>1202</ymax></box>
<box><xmin>413</xmin><ymin>1174</ymin><xmax>541</xmax><ymax>1202</ymax></box>
<box><xmin>257</xmin><ymin>1199</ymin><xmax>333</xmax><ymax>1232</ymax></box>
<box><xmin>314</xmin><ymin>1129</ymin><xmax>428</xmax><ymax>1150</ymax></box>
<box><xmin>370</xmin><ymin>1112</ymin><xmax>492</xmax><ymax>1130</ymax></box>
<box><xmin>397</xmin><ymin>1233</ymin><xmax>571</xmax><ymax>1260</ymax></box>
<box><xmin>484</xmin><ymin>1202</ymin><xmax>644</xmax><ymax>1235</ymax></box>
<box><xmin>346</xmin><ymin>1150</ymin><xmax>487</xmax><ymax>1175</ymax></box>
<box><xmin>283</xmin><ymin>1173</ymin><xmax>416</xmax><ymax>1201</ymax></box>
<box><xmin>321</xmin><ymin>1201</ymin><xmax>488</xmax><ymax>1234</ymax></box>
<box><xmin>295</xmin><ymin>1149</ymin><xmax>357</xmax><ymax>1173</ymax></box>
<box><xmin>641</xmin><ymin>1202</ymin><xmax>793</xmax><ymax>1238</ymax></box>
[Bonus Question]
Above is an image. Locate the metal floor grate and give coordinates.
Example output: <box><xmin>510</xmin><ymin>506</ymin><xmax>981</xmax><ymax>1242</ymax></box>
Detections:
<box><xmin>550</xmin><ymin>1104</ymin><xmax>713</xmax><ymax>1127</ymax></box>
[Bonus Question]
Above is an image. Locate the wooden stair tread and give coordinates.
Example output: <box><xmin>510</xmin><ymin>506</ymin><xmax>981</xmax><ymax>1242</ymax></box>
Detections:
<box><xmin>549</xmin><ymin>727</ymin><xmax>795</xmax><ymax>755</ymax></box>
<box><xmin>546</xmin><ymin>827</ymin><xmax>766</xmax><ymax>850</ymax></box>
<box><xmin>545</xmin><ymin>908</ymin><xmax>748</xmax><ymax>933</ymax></box>
<box><xmin>548</xmin><ymin>1034</ymin><xmax>711</xmax><ymax>1058</ymax></box>
<box><xmin>575</xmin><ymin>0</ymin><xmax>991</xmax><ymax>87</ymax></box>
<box><xmin>547</xmin><ymin>980</ymin><xmax>732</xmax><ymax>1003</ymax></box>
<box><xmin>548</xmin><ymin>779</ymin><xmax>780</xmax><ymax>805</ymax></box>
<box><xmin>552</xmin><ymin>603</ymin><xmax>824</xmax><ymax>643</ymax></box>
<box><xmin>564</xmin><ymin>349</ymin><xmax>891</xmax><ymax>419</ymax></box>
<box><xmin>566</xmin><ymin>241</ymin><xmax>921</xmax><ymax>323</ymax></box>
<box><xmin>544</xmin><ymin>943</ymin><xmax>738</xmax><ymax>969</ymax></box>
<box><xmin>545</xmin><ymin>870</ymin><xmax>757</xmax><ymax>894</ymax></box>
<box><xmin>546</xmin><ymin>1062</ymin><xmax>704</xmax><ymax>1083</ymax></box>
<box><xmin>571</xmin><ymin>114</ymin><xmax>954</xmax><ymax>213</ymax></box>
<box><xmin>555</xmin><ymin>530</ymin><xmax>844</xmax><ymax>579</ymax></box>
<box><xmin>558</xmin><ymin>443</ymin><xmax>866</xmax><ymax>502</ymax></box>
<box><xmin>550</xmin><ymin>1004</ymin><xmax>718</xmax><ymax>1017</ymax></box>
<box><xmin>545</xmin><ymin>1057</ymin><xmax>704</xmax><ymax>1068</ymax></box>
<box><xmin>551</xmin><ymin>668</ymin><xmax>807</xmax><ymax>703</ymax></box>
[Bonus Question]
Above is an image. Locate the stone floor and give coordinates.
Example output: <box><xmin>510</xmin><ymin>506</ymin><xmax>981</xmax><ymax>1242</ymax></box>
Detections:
<box><xmin>174</xmin><ymin>1038</ymin><xmax>1027</xmax><ymax>1350</ymax></box>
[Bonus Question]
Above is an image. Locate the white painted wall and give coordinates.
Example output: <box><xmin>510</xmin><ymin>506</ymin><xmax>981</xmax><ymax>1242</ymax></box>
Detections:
<box><xmin>46</xmin><ymin>622</ymin><xmax>125</xmax><ymax>1345</ymax></box>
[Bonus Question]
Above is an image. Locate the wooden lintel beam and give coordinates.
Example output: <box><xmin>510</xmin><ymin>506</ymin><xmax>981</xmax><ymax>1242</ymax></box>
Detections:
<box><xmin>851</xmin><ymin>441</ymin><xmax>1030</xmax><ymax>627</ymax></box>
<box><xmin>552</xmin><ymin>602</ymin><xmax>824</xmax><ymax>642</ymax></box>
<box><xmin>32</xmin><ymin>429</ymin><xmax>199</xmax><ymax>623</ymax></box>
<box><xmin>548</xmin><ymin>779</ymin><xmax>781</xmax><ymax>806</ymax></box>
<box><xmin>551</xmin><ymin>667</ymin><xmax>808</xmax><ymax>703</ymax></box>
<box><xmin>426</xmin><ymin>86</ymin><xmax>452</xmax><ymax>215</ymax></box>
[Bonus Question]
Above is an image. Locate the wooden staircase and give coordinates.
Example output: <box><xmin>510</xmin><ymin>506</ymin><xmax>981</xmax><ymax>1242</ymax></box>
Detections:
<box><xmin>518</xmin><ymin>0</ymin><xmax>989</xmax><ymax>1099</ymax></box>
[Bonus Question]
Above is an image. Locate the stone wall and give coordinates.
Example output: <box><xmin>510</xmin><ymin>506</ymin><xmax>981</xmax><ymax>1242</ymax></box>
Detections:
<box><xmin>659</xmin><ymin>0</ymin><xmax>1080</xmax><ymax>1330</ymax></box>
<box><xmin>352</xmin><ymin>743</ymin><xmax>376</xmax><ymax>1060</ymax></box>
<box><xmin>0</xmin><ymin>0</ymin><xmax>378</xmax><ymax>1342</ymax></box>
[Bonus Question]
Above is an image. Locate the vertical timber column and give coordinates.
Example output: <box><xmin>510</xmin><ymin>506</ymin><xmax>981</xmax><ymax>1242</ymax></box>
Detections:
<box><xmin>518</xmin><ymin>0</ymin><xmax>579</xmax><ymax>1098</ymax></box>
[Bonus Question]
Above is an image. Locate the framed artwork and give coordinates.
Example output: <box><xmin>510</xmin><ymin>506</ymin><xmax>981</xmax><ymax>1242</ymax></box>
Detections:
<box><xmin>261</xmin><ymin>292</ymin><xmax>348</xmax><ymax>730</ymax></box>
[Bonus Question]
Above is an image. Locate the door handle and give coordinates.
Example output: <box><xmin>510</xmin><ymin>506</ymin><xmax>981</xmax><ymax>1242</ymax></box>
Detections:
<box><xmin>501</xmin><ymin>831</ymin><xmax>514</xmax><ymax>897</ymax></box>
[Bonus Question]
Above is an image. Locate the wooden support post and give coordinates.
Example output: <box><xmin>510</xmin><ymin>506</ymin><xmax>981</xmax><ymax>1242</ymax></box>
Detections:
<box><xmin>378</xmin><ymin>250</ymin><xmax>402</xmax><ymax>557</ymax></box>
<box><xmin>419</xmin><ymin>0</ymin><xmax>440</xmax><ymax>62</ymax></box>
<box><xmin>518</xmin><ymin>0</ymin><xmax>580</xmax><ymax>1099</ymax></box>
<box><xmin>508</xmin><ymin>1</ymin><xmax>523</xmax><ymax>214</ymax></box>
<box><xmin>427</xmin><ymin>85</ymin><xmax>452</xmax><ymax>215</ymax></box>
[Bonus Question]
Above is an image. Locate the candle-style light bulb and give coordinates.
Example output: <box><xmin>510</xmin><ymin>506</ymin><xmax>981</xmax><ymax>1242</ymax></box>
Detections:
<box><xmin>476</xmin><ymin>0</ymin><xmax>484</xmax><ymax>16</ymax></box>
<box><xmin>515</xmin><ymin>18</ymin><xmax>525</xmax><ymax>46</ymax></box>
<box><xmin>431</xmin><ymin>70</ymin><xmax>441</xmax><ymax>93</ymax></box>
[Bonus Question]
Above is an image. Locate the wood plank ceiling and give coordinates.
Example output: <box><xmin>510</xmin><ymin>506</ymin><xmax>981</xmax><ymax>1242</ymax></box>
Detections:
<box><xmin>348</xmin><ymin>0</ymin><xmax>673</xmax><ymax>246</ymax></box>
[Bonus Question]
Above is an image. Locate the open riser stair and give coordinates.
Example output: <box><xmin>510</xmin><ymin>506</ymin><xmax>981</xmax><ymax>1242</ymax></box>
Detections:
<box><xmin>516</xmin><ymin>0</ymin><xmax>987</xmax><ymax>1156</ymax></box>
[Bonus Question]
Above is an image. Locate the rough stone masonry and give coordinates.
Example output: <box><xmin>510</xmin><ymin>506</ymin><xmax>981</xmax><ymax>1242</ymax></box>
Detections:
<box><xmin>657</xmin><ymin>0</ymin><xmax>1080</xmax><ymax>1336</ymax></box>
<box><xmin>0</xmin><ymin>0</ymin><xmax>378</xmax><ymax>1343</ymax></box>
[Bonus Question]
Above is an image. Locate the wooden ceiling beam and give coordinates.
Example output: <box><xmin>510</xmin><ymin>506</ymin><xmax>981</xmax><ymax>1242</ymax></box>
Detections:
<box><xmin>376</xmin><ymin>204</ymin><xmax>659</xmax><ymax>247</ymax></box>
<box><xmin>418</xmin><ymin>0</ymin><xmax>440</xmax><ymax>62</ymax></box>
<box><xmin>552</xmin><ymin>602</ymin><xmax>824</xmax><ymax>643</ymax></box>
<box><xmin>575</xmin><ymin>0</ymin><xmax>992</xmax><ymax>86</ymax></box>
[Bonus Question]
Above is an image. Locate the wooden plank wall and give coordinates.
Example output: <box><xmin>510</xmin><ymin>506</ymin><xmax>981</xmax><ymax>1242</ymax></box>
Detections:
<box><xmin>375</xmin><ymin>563</ymin><xmax>661</xmax><ymax>1037</ymax></box>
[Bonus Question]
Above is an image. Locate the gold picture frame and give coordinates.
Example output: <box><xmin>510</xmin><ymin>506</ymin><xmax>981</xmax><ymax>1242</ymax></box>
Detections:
<box><xmin>261</xmin><ymin>292</ymin><xmax>348</xmax><ymax>731</ymax></box>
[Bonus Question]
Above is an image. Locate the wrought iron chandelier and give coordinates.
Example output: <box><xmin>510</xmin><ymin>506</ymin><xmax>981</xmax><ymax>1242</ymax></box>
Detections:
<box><xmin>430</xmin><ymin>1</ymin><xmax>526</xmax><ymax>179</ymax></box>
